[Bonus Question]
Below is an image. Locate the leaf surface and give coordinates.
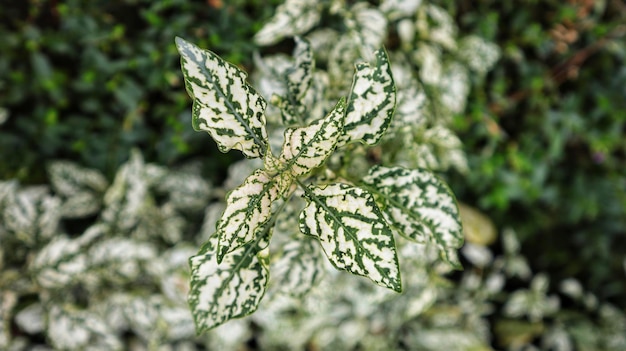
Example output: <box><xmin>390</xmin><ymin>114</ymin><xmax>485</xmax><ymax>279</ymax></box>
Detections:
<box><xmin>338</xmin><ymin>48</ymin><xmax>396</xmax><ymax>147</ymax></box>
<box><xmin>216</xmin><ymin>169</ymin><xmax>292</xmax><ymax>261</ymax></box>
<box><xmin>188</xmin><ymin>235</ymin><xmax>269</xmax><ymax>331</ymax></box>
<box><xmin>176</xmin><ymin>37</ymin><xmax>268</xmax><ymax>158</ymax></box>
<box><xmin>279</xmin><ymin>98</ymin><xmax>346</xmax><ymax>176</ymax></box>
<box><xmin>254</xmin><ymin>0</ymin><xmax>321</xmax><ymax>46</ymax></box>
<box><xmin>274</xmin><ymin>36</ymin><xmax>314</xmax><ymax>125</ymax></box>
<box><xmin>362</xmin><ymin>166</ymin><xmax>463</xmax><ymax>268</ymax></box>
<box><xmin>272</xmin><ymin>238</ymin><xmax>323</xmax><ymax>297</ymax></box>
<box><xmin>299</xmin><ymin>183</ymin><xmax>401</xmax><ymax>292</ymax></box>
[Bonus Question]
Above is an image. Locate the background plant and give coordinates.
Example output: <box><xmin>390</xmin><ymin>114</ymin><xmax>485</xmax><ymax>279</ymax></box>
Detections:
<box><xmin>0</xmin><ymin>0</ymin><xmax>280</xmax><ymax>183</ymax></box>
<box><xmin>442</xmin><ymin>0</ymin><xmax>626</xmax><ymax>308</ymax></box>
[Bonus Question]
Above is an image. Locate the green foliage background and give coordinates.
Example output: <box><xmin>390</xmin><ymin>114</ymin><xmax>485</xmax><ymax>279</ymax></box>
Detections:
<box><xmin>0</xmin><ymin>0</ymin><xmax>280</xmax><ymax>183</ymax></box>
<box><xmin>1</xmin><ymin>0</ymin><xmax>625</xmax><ymax>347</ymax></box>
<box><xmin>443</xmin><ymin>0</ymin><xmax>626</xmax><ymax>307</ymax></box>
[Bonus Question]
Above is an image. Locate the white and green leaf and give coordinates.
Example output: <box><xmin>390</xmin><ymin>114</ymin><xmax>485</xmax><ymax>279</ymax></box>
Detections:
<box><xmin>279</xmin><ymin>98</ymin><xmax>346</xmax><ymax>177</ymax></box>
<box><xmin>338</xmin><ymin>48</ymin><xmax>396</xmax><ymax>147</ymax></box>
<box><xmin>59</xmin><ymin>191</ymin><xmax>102</xmax><ymax>218</ymax></box>
<box><xmin>273</xmin><ymin>36</ymin><xmax>315</xmax><ymax>125</ymax></box>
<box><xmin>48</xmin><ymin>161</ymin><xmax>108</xmax><ymax>196</ymax></box>
<box><xmin>216</xmin><ymin>169</ymin><xmax>293</xmax><ymax>262</ymax></box>
<box><xmin>3</xmin><ymin>187</ymin><xmax>60</xmax><ymax>245</ymax></box>
<box><xmin>346</xmin><ymin>4</ymin><xmax>387</xmax><ymax>59</ymax></box>
<box><xmin>102</xmin><ymin>150</ymin><xmax>149</xmax><ymax>230</ymax></box>
<box><xmin>299</xmin><ymin>183</ymin><xmax>401</xmax><ymax>292</ymax></box>
<box><xmin>254</xmin><ymin>0</ymin><xmax>322</xmax><ymax>46</ymax></box>
<box><xmin>362</xmin><ymin>166</ymin><xmax>463</xmax><ymax>268</ymax></box>
<box><xmin>47</xmin><ymin>305</ymin><xmax>122</xmax><ymax>350</ymax></box>
<box><xmin>188</xmin><ymin>234</ymin><xmax>270</xmax><ymax>332</ymax></box>
<box><xmin>458</xmin><ymin>35</ymin><xmax>501</xmax><ymax>75</ymax></box>
<box><xmin>272</xmin><ymin>237</ymin><xmax>324</xmax><ymax>297</ymax></box>
<box><xmin>176</xmin><ymin>37</ymin><xmax>269</xmax><ymax>158</ymax></box>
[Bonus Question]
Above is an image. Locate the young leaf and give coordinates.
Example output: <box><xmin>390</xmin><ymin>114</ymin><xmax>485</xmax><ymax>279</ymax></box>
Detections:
<box><xmin>175</xmin><ymin>37</ymin><xmax>269</xmax><ymax>158</ymax></box>
<box><xmin>299</xmin><ymin>183</ymin><xmax>401</xmax><ymax>292</ymax></box>
<box><xmin>338</xmin><ymin>48</ymin><xmax>396</xmax><ymax>147</ymax></box>
<box><xmin>188</xmin><ymin>234</ymin><xmax>270</xmax><ymax>332</ymax></box>
<box><xmin>279</xmin><ymin>98</ymin><xmax>346</xmax><ymax>177</ymax></box>
<box><xmin>216</xmin><ymin>169</ymin><xmax>292</xmax><ymax>262</ymax></box>
<box><xmin>273</xmin><ymin>37</ymin><xmax>315</xmax><ymax>125</ymax></box>
<box><xmin>362</xmin><ymin>166</ymin><xmax>463</xmax><ymax>268</ymax></box>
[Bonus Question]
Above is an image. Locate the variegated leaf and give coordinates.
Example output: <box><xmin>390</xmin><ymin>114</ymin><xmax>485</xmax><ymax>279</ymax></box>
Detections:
<box><xmin>438</xmin><ymin>62</ymin><xmax>470</xmax><ymax>114</ymax></box>
<box><xmin>459</xmin><ymin>35</ymin><xmax>501</xmax><ymax>75</ymax></box>
<box><xmin>59</xmin><ymin>191</ymin><xmax>101</xmax><ymax>218</ymax></box>
<box><xmin>347</xmin><ymin>4</ymin><xmax>387</xmax><ymax>58</ymax></box>
<box><xmin>31</xmin><ymin>224</ymin><xmax>107</xmax><ymax>289</ymax></box>
<box><xmin>102</xmin><ymin>150</ymin><xmax>148</xmax><ymax>230</ymax></box>
<box><xmin>87</xmin><ymin>237</ymin><xmax>157</xmax><ymax>283</ymax></box>
<box><xmin>157</xmin><ymin>169</ymin><xmax>212</xmax><ymax>211</ymax></box>
<box><xmin>272</xmin><ymin>237</ymin><xmax>324</xmax><ymax>297</ymax></box>
<box><xmin>3</xmin><ymin>187</ymin><xmax>60</xmax><ymax>244</ymax></box>
<box><xmin>279</xmin><ymin>98</ymin><xmax>346</xmax><ymax>177</ymax></box>
<box><xmin>273</xmin><ymin>37</ymin><xmax>315</xmax><ymax>125</ymax></box>
<box><xmin>176</xmin><ymin>37</ymin><xmax>269</xmax><ymax>158</ymax></box>
<box><xmin>48</xmin><ymin>305</ymin><xmax>122</xmax><ymax>350</ymax></box>
<box><xmin>216</xmin><ymin>169</ymin><xmax>292</xmax><ymax>262</ymax></box>
<box><xmin>338</xmin><ymin>48</ymin><xmax>396</xmax><ymax>147</ymax></box>
<box><xmin>189</xmin><ymin>234</ymin><xmax>270</xmax><ymax>331</ymax></box>
<box><xmin>254</xmin><ymin>0</ymin><xmax>322</xmax><ymax>46</ymax></box>
<box><xmin>48</xmin><ymin>161</ymin><xmax>108</xmax><ymax>196</ymax></box>
<box><xmin>362</xmin><ymin>166</ymin><xmax>463</xmax><ymax>268</ymax></box>
<box><xmin>299</xmin><ymin>183</ymin><xmax>401</xmax><ymax>292</ymax></box>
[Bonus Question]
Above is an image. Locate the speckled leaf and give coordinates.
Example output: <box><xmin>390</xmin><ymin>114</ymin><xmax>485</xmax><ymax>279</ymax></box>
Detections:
<box><xmin>3</xmin><ymin>187</ymin><xmax>60</xmax><ymax>245</ymax></box>
<box><xmin>216</xmin><ymin>169</ymin><xmax>292</xmax><ymax>262</ymax></box>
<box><xmin>102</xmin><ymin>150</ymin><xmax>149</xmax><ymax>230</ymax></box>
<box><xmin>30</xmin><ymin>224</ymin><xmax>107</xmax><ymax>289</ymax></box>
<box><xmin>338</xmin><ymin>48</ymin><xmax>396</xmax><ymax>147</ymax></box>
<box><xmin>48</xmin><ymin>161</ymin><xmax>108</xmax><ymax>196</ymax></box>
<box><xmin>299</xmin><ymin>183</ymin><xmax>401</xmax><ymax>292</ymax></box>
<box><xmin>47</xmin><ymin>305</ymin><xmax>121</xmax><ymax>350</ymax></box>
<box><xmin>273</xmin><ymin>238</ymin><xmax>323</xmax><ymax>297</ymax></box>
<box><xmin>279</xmin><ymin>98</ymin><xmax>345</xmax><ymax>176</ymax></box>
<box><xmin>254</xmin><ymin>0</ymin><xmax>321</xmax><ymax>46</ymax></box>
<box><xmin>188</xmin><ymin>234</ymin><xmax>270</xmax><ymax>332</ymax></box>
<box><xmin>176</xmin><ymin>37</ymin><xmax>269</xmax><ymax>158</ymax></box>
<box><xmin>273</xmin><ymin>37</ymin><xmax>315</xmax><ymax>125</ymax></box>
<box><xmin>347</xmin><ymin>4</ymin><xmax>387</xmax><ymax>57</ymax></box>
<box><xmin>362</xmin><ymin>166</ymin><xmax>463</xmax><ymax>268</ymax></box>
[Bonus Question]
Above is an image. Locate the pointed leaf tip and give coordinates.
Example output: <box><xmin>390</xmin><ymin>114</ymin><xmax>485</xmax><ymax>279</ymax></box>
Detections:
<box><xmin>177</xmin><ymin>38</ymin><xmax>269</xmax><ymax>158</ymax></box>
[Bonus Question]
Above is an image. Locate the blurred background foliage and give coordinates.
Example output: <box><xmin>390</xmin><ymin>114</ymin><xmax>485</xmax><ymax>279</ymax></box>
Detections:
<box><xmin>0</xmin><ymin>0</ymin><xmax>281</xmax><ymax>184</ymax></box>
<box><xmin>0</xmin><ymin>0</ymin><xmax>624</xmax><ymax>345</ymax></box>
<box><xmin>443</xmin><ymin>0</ymin><xmax>626</xmax><ymax>307</ymax></box>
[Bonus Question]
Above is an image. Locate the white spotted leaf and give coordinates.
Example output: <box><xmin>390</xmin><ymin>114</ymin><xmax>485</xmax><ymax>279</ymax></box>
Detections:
<box><xmin>279</xmin><ymin>98</ymin><xmax>346</xmax><ymax>177</ymax></box>
<box><xmin>273</xmin><ymin>36</ymin><xmax>315</xmax><ymax>125</ymax></box>
<box><xmin>253</xmin><ymin>0</ymin><xmax>321</xmax><ymax>46</ymax></box>
<box><xmin>216</xmin><ymin>169</ymin><xmax>292</xmax><ymax>262</ymax></box>
<box><xmin>188</xmin><ymin>234</ymin><xmax>270</xmax><ymax>332</ymax></box>
<box><xmin>272</xmin><ymin>237</ymin><xmax>324</xmax><ymax>297</ymax></box>
<box><xmin>362</xmin><ymin>166</ymin><xmax>463</xmax><ymax>268</ymax></box>
<box><xmin>338</xmin><ymin>48</ymin><xmax>396</xmax><ymax>147</ymax></box>
<box><xmin>176</xmin><ymin>37</ymin><xmax>269</xmax><ymax>158</ymax></box>
<box><xmin>299</xmin><ymin>183</ymin><xmax>401</xmax><ymax>292</ymax></box>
